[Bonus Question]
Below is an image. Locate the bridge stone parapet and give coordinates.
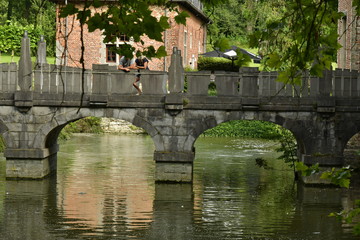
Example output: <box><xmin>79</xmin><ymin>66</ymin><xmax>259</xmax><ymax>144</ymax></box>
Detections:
<box><xmin>2</xmin><ymin>35</ymin><xmax>360</xmax><ymax>183</ymax></box>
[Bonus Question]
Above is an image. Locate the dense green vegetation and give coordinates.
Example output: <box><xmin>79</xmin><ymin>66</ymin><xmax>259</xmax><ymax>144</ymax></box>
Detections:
<box><xmin>204</xmin><ymin>0</ymin><xmax>285</xmax><ymax>49</ymax></box>
<box><xmin>59</xmin><ymin>117</ymin><xmax>104</xmax><ymax>141</ymax></box>
<box><xmin>198</xmin><ymin>57</ymin><xmax>240</xmax><ymax>72</ymax></box>
<box><xmin>0</xmin><ymin>0</ymin><xmax>56</xmax><ymax>57</ymax></box>
<box><xmin>202</xmin><ymin>120</ymin><xmax>283</xmax><ymax>139</ymax></box>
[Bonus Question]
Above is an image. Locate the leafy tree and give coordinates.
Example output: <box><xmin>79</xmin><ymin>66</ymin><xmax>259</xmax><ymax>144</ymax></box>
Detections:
<box><xmin>204</xmin><ymin>0</ymin><xmax>246</xmax><ymax>42</ymax></box>
<box><xmin>204</xmin><ymin>0</ymin><xmax>286</xmax><ymax>47</ymax></box>
<box><xmin>0</xmin><ymin>21</ymin><xmax>42</xmax><ymax>55</ymax></box>
<box><xmin>0</xmin><ymin>0</ymin><xmax>56</xmax><ymax>56</ymax></box>
<box><xmin>249</xmin><ymin>0</ymin><xmax>360</xmax><ymax>84</ymax></box>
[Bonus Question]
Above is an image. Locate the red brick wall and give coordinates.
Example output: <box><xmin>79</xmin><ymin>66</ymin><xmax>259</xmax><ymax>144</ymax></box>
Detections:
<box><xmin>55</xmin><ymin>4</ymin><xmax>207</xmax><ymax>71</ymax></box>
<box><xmin>338</xmin><ymin>0</ymin><xmax>360</xmax><ymax>70</ymax></box>
<box><xmin>55</xmin><ymin>4</ymin><xmax>103</xmax><ymax>69</ymax></box>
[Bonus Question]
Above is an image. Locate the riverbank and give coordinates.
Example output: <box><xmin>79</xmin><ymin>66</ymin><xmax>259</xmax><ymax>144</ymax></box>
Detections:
<box><xmin>100</xmin><ymin>118</ymin><xmax>146</xmax><ymax>134</ymax></box>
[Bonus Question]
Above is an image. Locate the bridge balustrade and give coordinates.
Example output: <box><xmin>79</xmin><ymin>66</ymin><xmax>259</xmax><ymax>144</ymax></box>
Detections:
<box><xmin>0</xmin><ymin>63</ymin><xmax>17</xmax><ymax>92</ymax></box>
<box><xmin>33</xmin><ymin>64</ymin><xmax>92</xmax><ymax>94</ymax></box>
<box><xmin>2</xmin><ymin>33</ymin><xmax>360</xmax><ymax>99</ymax></box>
<box><xmin>1</xmin><ymin>62</ymin><xmax>359</xmax><ymax>99</ymax></box>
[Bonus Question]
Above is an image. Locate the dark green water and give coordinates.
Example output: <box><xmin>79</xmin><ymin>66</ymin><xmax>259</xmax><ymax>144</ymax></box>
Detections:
<box><xmin>0</xmin><ymin>134</ymin><xmax>358</xmax><ymax>239</ymax></box>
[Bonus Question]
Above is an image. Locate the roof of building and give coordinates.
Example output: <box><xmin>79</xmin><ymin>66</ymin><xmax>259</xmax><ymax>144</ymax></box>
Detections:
<box><xmin>49</xmin><ymin>0</ymin><xmax>209</xmax><ymax>23</ymax></box>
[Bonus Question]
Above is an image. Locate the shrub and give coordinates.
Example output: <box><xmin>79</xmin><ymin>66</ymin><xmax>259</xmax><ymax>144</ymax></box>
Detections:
<box><xmin>59</xmin><ymin>117</ymin><xmax>104</xmax><ymax>140</ymax></box>
<box><xmin>0</xmin><ymin>21</ymin><xmax>53</xmax><ymax>56</ymax></box>
<box><xmin>202</xmin><ymin>120</ymin><xmax>283</xmax><ymax>139</ymax></box>
<box><xmin>198</xmin><ymin>56</ymin><xmax>239</xmax><ymax>72</ymax></box>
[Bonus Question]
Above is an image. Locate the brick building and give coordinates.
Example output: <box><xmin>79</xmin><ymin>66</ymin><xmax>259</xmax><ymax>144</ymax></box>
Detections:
<box><xmin>50</xmin><ymin>0</ymin><xmax>209</xmax><ymax>70</ymax></box>
<box><xmin>338</xmin><ymin>0</ymin><xmax>360</xmax><ymax>70</ymax></box>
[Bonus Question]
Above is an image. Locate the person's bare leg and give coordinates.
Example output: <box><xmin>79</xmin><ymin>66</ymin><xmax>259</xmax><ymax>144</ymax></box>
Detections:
<box><xmin>133</xmin><ymin>77</ymin><xmax>142</xmax><ymax>94</ymax></box>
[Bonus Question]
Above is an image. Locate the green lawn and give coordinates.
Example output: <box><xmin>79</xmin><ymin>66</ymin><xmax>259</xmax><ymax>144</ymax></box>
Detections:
<box><xmin>0</xmin><ymin>54</ymin><xmax>56</xmax><ymax>64</ymax></box>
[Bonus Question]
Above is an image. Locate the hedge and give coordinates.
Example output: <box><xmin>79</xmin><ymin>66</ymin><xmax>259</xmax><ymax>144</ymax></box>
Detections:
<box><xmin>0</xmin><ymin>21</ymin><xmax>43</xmax><ymax>56</ymax></box>
<box><xmin>198</xmin><ymin>56</ymin><xmax>239</xmax><ymax>72</ymax></box>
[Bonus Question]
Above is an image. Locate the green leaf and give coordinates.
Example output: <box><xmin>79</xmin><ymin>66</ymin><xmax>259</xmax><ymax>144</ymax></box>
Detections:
<box><xmin>159</xmin><ymin>16</ymin><xmax>170</xmax><ymax>29</ymax></box>
<box><xmin>213</xmin><ymin>38</ymin><xmax>230</xmax><ymax>52</ymax></box>
<box><xmin>338</xmin><ymin>179</ymin><xmax>350</xmax><ymax>188</ymax></box>
<box><xmin>353</xmin><ymin>0</ymin><xmax>360</xmax><ymax>15</ymax></box>
<box><xmin>174</xmin><ymin>11</ymin><xmax>189</xmax><ymax>25</ymax></box>
<box><xmin>59</xmin><ymin>4</ymin><xmax>78</xmax><ymax>18</ymax></box>
<box><xmin>310</xmin><ymin>63</ymin><xmax>324</xmax><ymax>77</ymax></box>
<box><xmin>87</xmin><ymin>13</ymin><xmax>104</xmax><ymax>32</ymax></box>
<box><xmin>235</xmin><ymin>50</ymin><xmax>251</xmax><ymax>67</ymax></box>
<box><xmin>267</xmin><ymin>53</ymin><xmax>281</xmax><ymax>69</ymax></box>
<box><xmin>92</xmin><ymin>0</ymin><xmax>103</xmax><ymax>8</ymax></box>
<box><xmin>277</xmin><ymin>71</ymin><xmax>290</xmax><ymax>84</ymax></box>
<box><xmin>155</xmin><ymin>46</ymin><xmax>167</xmax><ymax>58</ymax></box>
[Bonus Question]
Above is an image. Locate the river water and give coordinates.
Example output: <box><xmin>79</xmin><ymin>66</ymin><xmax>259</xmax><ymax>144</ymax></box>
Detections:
<box><xmin>0</xmin><ymin>134</ymin><xmax>359</xmax><ymax>240</ymax></box>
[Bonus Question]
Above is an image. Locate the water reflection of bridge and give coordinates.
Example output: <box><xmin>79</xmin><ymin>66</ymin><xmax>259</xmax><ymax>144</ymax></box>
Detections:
<box><xmin>3</xmin><ymin>34</ymin><xmax>360</xmax><ymax>183</ymax></box>
<box><xmin>2</xmin><ymin>173</ymin><xmax>358</xmax><ymax>239</ymax></box>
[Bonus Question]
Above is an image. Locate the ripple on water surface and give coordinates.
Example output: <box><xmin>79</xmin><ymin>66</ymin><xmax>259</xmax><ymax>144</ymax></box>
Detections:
<box><xmin>0</xmin><ymin>135</ymin><xmax>358</xmax><ymax>240</ymax></box>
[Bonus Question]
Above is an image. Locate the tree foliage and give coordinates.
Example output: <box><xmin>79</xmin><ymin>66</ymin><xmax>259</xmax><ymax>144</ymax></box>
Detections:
<box><xmin>0</xmin><ymin>21</ymin><xmax>42</xmax><ymax>55</ymax></box>
<box><xmin>248</xmin><ymin>0</ymin><xmax>360</xmax><ymax>84</ymax></box>
<box><xmin>204</xmin><ymin>0</ymin><xmax>286</xmax><ymax>46</ymax></box>
<box><xmin>0</xmin><ymin>0</ymin><xmax>56</xmax><ymax>56</ymax></box>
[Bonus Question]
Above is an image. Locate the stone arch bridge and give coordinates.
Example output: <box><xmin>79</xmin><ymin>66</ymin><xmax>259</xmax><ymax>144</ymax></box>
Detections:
<box><xmin>3</xmin><ymin>36</ymin><xmax>360</xmax><ymax>182</ymax></box>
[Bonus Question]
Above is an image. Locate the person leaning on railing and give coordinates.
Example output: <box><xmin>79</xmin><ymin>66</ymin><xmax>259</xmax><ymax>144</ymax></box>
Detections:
<box><xmin>118</xmin><ymin>55</ymin><xmax>143</xmax><ymax>95</ymax></box>
<box><xmin>134</xmin><ymin>56</ymin><xmax>150</xmax><ymax>95</ymax></box>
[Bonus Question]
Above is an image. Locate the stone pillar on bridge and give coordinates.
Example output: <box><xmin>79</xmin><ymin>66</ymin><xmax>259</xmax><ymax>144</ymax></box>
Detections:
<box><xmin>3</xmin><ymin>106</ymin><xmax>59</xmax><ymax>179</ymax></box>
<box><xmin>282</xmin><ymin>103</ymin><xmax>352</xmax><ymax>184</ymax></box>
<box><xmin>152</xmin><ymin>48</ymin><xmax>196</xmax><ymax>182</ymax></box>
<box><xmin>5</xmin><ymin>148</ymin><xmax>58</xmax><ymax>179</ymax></box>
<box><xmin>154</xmin><ymin>150</ymin><xmax>195</xmax><ymax>182</ymax></box>
<box><xmin>5</xmin><ymin>34</ymin><xmax>58</xmax><ymax>179</ymax></box>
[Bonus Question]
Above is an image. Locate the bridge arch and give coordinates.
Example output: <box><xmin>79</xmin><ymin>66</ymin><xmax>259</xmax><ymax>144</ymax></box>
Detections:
<box><xmin>0</xmin><ymin>118</ymin><xmax>13</xmax><ymax>149</ymax></box>
<box><xmin>34</xmin><ymin>107</ymin><xmax>164</xmax><ymax>155</ymax></box>
<box><xmin>340</xmin><ymin>119</ymin><xmax>360</xmax><ymax>166</ymax></box>
<box><xmin>182</xmin><ymin>111</ymin><xmax>305</xmax><ymax>161</ymax></box>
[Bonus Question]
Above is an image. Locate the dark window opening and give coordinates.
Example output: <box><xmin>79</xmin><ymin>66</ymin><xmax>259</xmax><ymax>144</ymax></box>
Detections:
<box><xmin>119</xmin><ymin>33</ymin><xmax>130</xmax><ymax>42</ymax></box>
<box><xmin>106</xmin><ymin>44</ymin><xmax>117</xmax><ymax>63</ymax></box>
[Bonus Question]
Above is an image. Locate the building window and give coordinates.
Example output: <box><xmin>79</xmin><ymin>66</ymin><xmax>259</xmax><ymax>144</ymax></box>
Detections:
<box><xmin>190</xmin><ymin>33</ymin><xmax>193</xmax><ymax>49</ymax></box>
<box><xmin>119</xmin><ymin>33</ymin><xmax>130</xmax><ymax>42</ymax></box>
<box><xmin>106</xmin><ymin>44</ymin><xmax>117</xmax><ymax>63</ymax></box>
<box><xmin>184</xmin><ymin>31</ymin><xmax>187</xmax><ymax>66</ymax></box>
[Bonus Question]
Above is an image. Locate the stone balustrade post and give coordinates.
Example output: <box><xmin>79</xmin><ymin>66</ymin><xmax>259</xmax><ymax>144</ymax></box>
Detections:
<box><xmin>18</xmin><ymin>31</ymin><xmax>33</xmax><ymax>91</ymax></box>
<box><xmin>314</xmin><ymin>69</ymin><xmax>333</xmax><ymax>97</ymax></box>
<box><xmin>214</xmin><ymin>71</ymin><xmax>239</xmax><ymax>96</ymax></box>
<box><xmin>110</xmin><ymin>69</ymin><xmax>137</xmax><ymax>95</ymax></box>
<box><xmin>141</xmin><ymin>71</ymin><xmax>167</xmax><ymax>94</ymax></box>
<box><xmin>36</xmin><ymin>35</ymin><xmax>47</xmax><ymax>65</ymax></box>
<box><xmin>334</xmin><ymin>68</ymin><xmax>343</xmax><ymax>96</ymax></box>
<box><xmin>239</xmin><ymin>67</ymin><xmax>259</xmax><ymax>97</ymax></box>
<box><xmin>91</xmin><ymin>64</ymin><xmax>110</xmax><ymax>103</ymax></box>
<box><xmin>186</xmin><ymin>71</ymin><xmax>211</xmax><ymax>95</ymax></box>
<box><xmin>168</xmin><ymin>47</ymin><xmax>184</xmax><ymax>93</ymax></box>
<box><xmin>15</xmin><ymin>32</ymin><xmax>34</xmax><ymax>111</ymax></box>
<box><xmin>259</xmin><ymin>71</ymin><xmax>277</xmax><ymax>97</ymax></box>
<box><xmin>351</xmin><ymin>70</ymin><xmax>358</xmax><ymax>97</ymax></box>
